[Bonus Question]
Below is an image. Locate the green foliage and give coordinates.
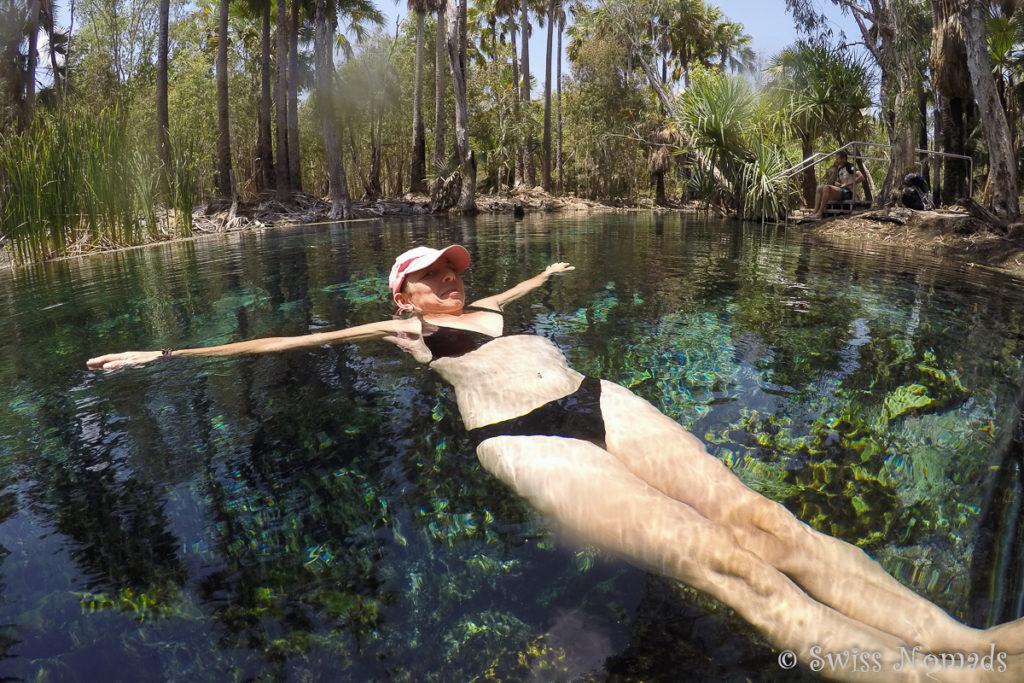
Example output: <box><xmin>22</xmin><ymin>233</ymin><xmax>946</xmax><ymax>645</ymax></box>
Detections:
<box><xmin>0</xmin><ymin>108</ymin><xmax>196</xmax><ymax>264</ymax></box>
<box><xmin>766</xmin><ymin>40</ymin><xmax>874</xmax><ymax>151</ymax></box>
<box><xmin>678</xmin><ymin>67</ymin><xmax>754</xmax><ymax>170</ymax></box>
<box><xmin>672</xmin><ymin>68</ymin><xmax>799</xmax><ymax>219</ymax></box>
<box><xmin>738</xmin><ymin>142</ymin><xmax>799</xmax><ymax>220</ymax></box>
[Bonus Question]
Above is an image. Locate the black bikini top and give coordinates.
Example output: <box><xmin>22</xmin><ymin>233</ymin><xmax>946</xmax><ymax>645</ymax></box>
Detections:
<box><xmin>421</xmin><ymin>305</ymin><xmax>501</xmax><ymax>360</ymax></box>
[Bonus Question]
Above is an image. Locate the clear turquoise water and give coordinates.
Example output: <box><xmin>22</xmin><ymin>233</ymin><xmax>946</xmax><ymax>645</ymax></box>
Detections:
<box><xmin>1</xmin><ymin>213</ymin><xmax>1022</xmax><ymax>680</ymax></box>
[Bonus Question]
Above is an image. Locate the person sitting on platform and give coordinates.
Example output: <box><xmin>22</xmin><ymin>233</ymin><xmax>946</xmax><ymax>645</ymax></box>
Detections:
<box><xmin>806</xmin><ymin>150</ymin><xmax>864</xmax><ymax>220</ymax></box>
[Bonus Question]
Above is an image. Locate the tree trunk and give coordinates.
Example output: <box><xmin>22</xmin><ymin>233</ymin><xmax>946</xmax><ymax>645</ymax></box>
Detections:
<box><xmin>963</xmin><ymin>0</ymin><xmax>1020</xmax><ymax>220</ymax></box>
<box><xmin>880</xmin><ymin>81</ymin><xmax>916</xmax><ymax>206</ymax></box>
<box><xmin>64</xmin><ymin>0</ymin><xmax>75</xmax><ymax>99</ymax></box>
<box><xmin>288</xmin><ymin>0</ymin><xmax>302</xmax><ymax>192</ymax></box>
<box><xmin>876</xmin><ymin>9</ymin><xmax>917</xmax><ymax>209</ymax></box>
<box><xmin>653</xmin><ymin>170</ymin><xmax>666</xmax><ymax>206</ymax></box>
<box><xmin>940</xmin><ymin>96</ymin><xmax>968</xmax><ymax>202</ymax></box>
<box><xmin>258</xmin><ymin>3</ymin><xmax>275</xmax><ymax>192</ymax></box>
<box><xmin>369</xmin><ymin>112</ymin><xmax>383</xmax><ymax>200</ymax></box>
<box><xmin>556</xmin><ymin>12</ymin><xmax>563</xmax><ymax>195</ymax></box>
<box><xmin>409</xmin><ymin>11</ymin><xmax>427</xmax><ymax>194</ymax></box>
<box><xmin>510</xmin><ymin>24</ymin><xmax>520</xmax><ymax>186</ymax></box>
<box><xmin>917</xmin><ymin>78</ymin><xmax>930</xmax><ymax>187</ymax></box>
<box><xmin>314</xmin><ymin>0</ymin><xmax>350</xmax><ymax>219</ymax></box>
<box><xmin>156</xmin><ymin>0</ymin><xmax>171</xmax><ymax>186</ymax></box>
<box><xmin>275</xmin><ymin>0</ymin><xmax>291</xmax><ymax>200</ymax></box>
<box><xmin>23</xmin><ymin>0</ymin><xmax>41</xmax><ymax>129</ymax></box>
<box><xmin>446</xmin><ymin>0</ymin><xmax>476</xmax><ymax>212</ymax></box>
<box><xmin>47</xmin><ymin>9</ymin><xmax>61</xmax><ymax>103</ymax></box>
<box><xmin>519</xmin><ymin>0</ymin><xmax>534</xmax><ymax>187</ymax></box>
<box><xmin>215</xmin><ymin>0</ymin><xmax>233</xmax><ymax>198</ymax></box>
<box><xmin>800</xmin><ymin>136</ymin><xmax>815</xmax><ymax>206</ymax></box>
<box><xmin>932</xmin><ymin>92</ymin><xmax>943</xmax><ymax>205</ymax></box>
<box><xmin>541</xmin><ymin>1</ymin><xmax>553</xmax><ymax>191</ymax></box>
<box><xmin>433</xmin><ymin>4</ymin><xmax>447</xmax><ymax>174</ymax></box>
<box><xmin>854</xmin><ymin>144</ymin><xmax>874</xmax><ymax>202</ymax></box>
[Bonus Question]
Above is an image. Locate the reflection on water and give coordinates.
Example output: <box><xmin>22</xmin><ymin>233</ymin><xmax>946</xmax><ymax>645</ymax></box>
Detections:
<box><xmin>1</xmin><ymin>214</ymin><xmax>1023</xmax><ymax>680</ymax></box>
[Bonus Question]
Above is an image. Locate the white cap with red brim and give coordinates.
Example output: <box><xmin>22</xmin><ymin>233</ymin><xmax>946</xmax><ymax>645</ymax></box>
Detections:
<box><xmin>388</xmin><ymin>245</ymin><xmax>471</xmax><ymax>296</ymax></box>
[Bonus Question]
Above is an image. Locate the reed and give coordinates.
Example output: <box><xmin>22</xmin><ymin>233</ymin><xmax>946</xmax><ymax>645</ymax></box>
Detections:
<box><xmin>0</xmin><ymin>108</ymin><xmax>199</xmax><ymax>264</ymax></box>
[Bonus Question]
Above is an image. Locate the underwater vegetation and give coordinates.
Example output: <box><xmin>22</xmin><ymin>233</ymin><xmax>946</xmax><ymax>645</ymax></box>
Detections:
<box><xmin>2</xmin><ymin>218</ymin><xmax>1023</xmax><ymax>679</ymax></box>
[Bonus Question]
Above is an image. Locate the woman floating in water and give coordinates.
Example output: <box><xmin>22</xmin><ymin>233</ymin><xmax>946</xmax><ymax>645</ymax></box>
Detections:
<box><xmin>89</xmin><ymin>245</ymin><xmax>1024</xmax><ymax>680</ymax></box>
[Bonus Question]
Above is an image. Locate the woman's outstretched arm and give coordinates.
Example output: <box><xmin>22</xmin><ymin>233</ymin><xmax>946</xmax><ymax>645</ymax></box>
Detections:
<box><xmin>471</xmin><ymin>262</ymin><xmax>574</xmax><ymax>310</ymax></box>
<box><xmin>86</xmin><ymin>318</ymin><xmax>417</xmax><ymax>370</ymax></box>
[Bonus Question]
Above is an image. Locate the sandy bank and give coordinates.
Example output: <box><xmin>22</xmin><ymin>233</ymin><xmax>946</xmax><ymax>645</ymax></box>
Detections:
<box><xmin>797</xmin><ymin>205</ymin><xmax>1024</xmax><ymax>280</ymax></box>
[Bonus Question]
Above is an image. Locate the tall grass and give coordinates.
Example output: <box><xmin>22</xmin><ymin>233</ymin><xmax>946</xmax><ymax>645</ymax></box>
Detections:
<box><xmin>0</xmin><ymin>108</ymin><xmax>198</xmax><ymax>264</ymax></box>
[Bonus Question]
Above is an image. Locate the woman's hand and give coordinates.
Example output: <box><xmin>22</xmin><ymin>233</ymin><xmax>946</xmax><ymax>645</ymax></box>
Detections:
<box><xmin>87</xmin><ymin>350</ymin><xmax>164</xmax><ymax>370</ymax></box>
<box><xmin>544</xmin><ymin>262</ymin><xmax>575</xmax><ymax>275</ymax></box>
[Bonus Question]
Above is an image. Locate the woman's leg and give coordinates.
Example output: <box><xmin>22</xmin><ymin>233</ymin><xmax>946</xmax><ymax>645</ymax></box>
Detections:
<box><xmin>598</xmin><ymin>380</ymin><xmax>1024</xmax><ymax>657</ymax></box>
<box><xmin>474</xmin><ymin>434</ymin><xmax>923</xmax><ymax>680</ymax></box>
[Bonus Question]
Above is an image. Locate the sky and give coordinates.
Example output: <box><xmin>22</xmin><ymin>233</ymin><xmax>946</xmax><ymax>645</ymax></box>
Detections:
<box><xmin>709</xmin><ymin>0</ymin><xmax>863</xmax><ymax>59</ymax></box>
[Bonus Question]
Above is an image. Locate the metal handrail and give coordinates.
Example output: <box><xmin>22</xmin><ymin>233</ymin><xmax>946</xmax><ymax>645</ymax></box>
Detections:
<box><xmin>775</xmin><ymin>141</ymin><xmax>974</xmax><ymax>226</ymax></box>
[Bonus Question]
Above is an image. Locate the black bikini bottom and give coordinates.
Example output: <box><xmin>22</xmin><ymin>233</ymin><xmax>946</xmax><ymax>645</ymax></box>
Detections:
<box><xmin>467</xmin><ymin>376</ymin><xmax>607</xmax><ymax>449</ymax></box>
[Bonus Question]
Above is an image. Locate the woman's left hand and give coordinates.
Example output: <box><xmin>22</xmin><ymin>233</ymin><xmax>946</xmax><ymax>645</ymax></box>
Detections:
<box><xmin>544</xmin><ymin>262</ymin><xmax>575</xmax><ymax>275</ymax></box>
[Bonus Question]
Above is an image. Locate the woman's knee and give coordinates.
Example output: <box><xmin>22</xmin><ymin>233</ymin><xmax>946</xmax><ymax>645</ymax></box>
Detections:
<box><xmin>733</xmin><ymin>496</ymin><xmax>805</xmax><ymax>546</ymax></box>
<box><xmin>697</xmin><ymin>543</ymin><xmax>782</xmax><ymax>601</ymax></box>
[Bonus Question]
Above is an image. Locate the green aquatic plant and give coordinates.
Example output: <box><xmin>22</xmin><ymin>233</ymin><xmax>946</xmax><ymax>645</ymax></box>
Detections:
<box><xmin>74</xmin><ymin>584</ymin><xmax>182</xmax><ymax>622</ymax></box>
<box><xmin>473</xmin><ymin>633</ymin><xmax>579</xmax><ymax>682</ymax></box>
<box><xmin>322</xmin><ymin>275</ymin><xmax>393</xmax><ymax>312</ymax></box>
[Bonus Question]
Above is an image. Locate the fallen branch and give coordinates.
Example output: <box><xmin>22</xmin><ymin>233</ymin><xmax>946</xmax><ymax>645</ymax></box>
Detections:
<box><xmin>956</xmin><ymin>198</ymin><xmax>1007</xmax><ymax>231</ymax></box>
<box><xmin>859</xmin><ymin>209</ymin><xmax>908</xmax><ymax>225</ymax></box>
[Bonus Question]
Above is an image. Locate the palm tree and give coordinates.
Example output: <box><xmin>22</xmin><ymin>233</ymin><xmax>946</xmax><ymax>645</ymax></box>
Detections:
<box><xmin>446</xmin><ymin>0</ymin><xmax>476</xmax><ymax>211</ymax></box>
<box><xmin>157</xmin><ymin>0</ymin><xmax>171</xmax><ymax>185</ymax></box>
<box><xmin>666</xmin><ymin>0</ymin><xmax>714</xmax><ymax>88</ymax></box>
<box><xmin>313</xmin><ymin>0</ymin><xmax>350</xmax><ymax>217</ymax></box>
<box><xmin>276</xmin><ymin>0</ymin><xmax>291</xmax><ymax>199</ymax></box>
<box><xmin>555</xmin><ymin>0</ymin><xmax>566</xmax><ymax>194</ymax></box>
<box><xmin>519</xmin><ymin>0</ymin><xmax>535</xmax><ymax>187</ymax></box>
<box><xmin>288</xmin><ymin>0</ymin><xmax>302</xmax><ymax>191</ymax></box>
<box><xmin>258</xmin><ymin>0</ymin><xmax>274</xmax><ymax>192</ymax></box>
<box><xmin>23</xmin><ymin>0</ymin><xmax>41</xmax><ymax>129</ymax></box>
<box><xmin>496</xmin><ymin>0</ymin><xmax>520</xmax><ymax>185</ymax></box>
<box><xmin>409</xmin><ymin>0</ymin><xmax>429</xmax><ymax>194</ymax></box>
<box><xmin>540</xmin><ymin>0</ymin><xmax>557</xmax><ymax>191</ymax></box>
<box><xmin>433</xmin><ymin>0</ymin><xmax>447</xmax><ymax>178</ymax></box>
<box><xmin>216</xmin><ymin>0</ymin><xmax>234</xmax><ymax>198</ymax></box>
<box><xmin>985</xmin><ymin>7</ymin><xmax>1023</xmax><ymax>155</ymax></box>
<box><xmin>713</xmin><ymin>18</ymin><xmax>754</xmax><ymax>74</ymax></box>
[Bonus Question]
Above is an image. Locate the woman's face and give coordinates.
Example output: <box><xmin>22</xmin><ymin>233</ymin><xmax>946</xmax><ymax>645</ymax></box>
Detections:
<box><xmin>396</xmin><ymin>259</ymin><xmax>466</xmax><ymax>314</ymax></box>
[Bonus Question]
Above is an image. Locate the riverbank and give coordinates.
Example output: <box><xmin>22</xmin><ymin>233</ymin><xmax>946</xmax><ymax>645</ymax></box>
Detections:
<box><xmin>4</xmin><ymin>192</ymin><xmax>1024</xmax><ymax>280</ymax></box>
<box><xmin>797</xmin><ymin>205</ymin><xmax>1024</xmax><ymax>280</ymax></box>
<box><xmin>0</xmin><ymin>188</ymin><xmax>648</xmax><ymax>270</ymax></box>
